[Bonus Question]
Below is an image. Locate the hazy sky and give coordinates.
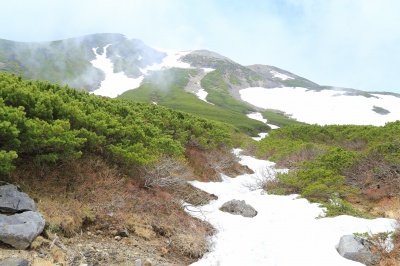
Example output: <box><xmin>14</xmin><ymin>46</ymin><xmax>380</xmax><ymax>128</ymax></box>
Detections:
<box><xmin>1</xmin><ymin>0</ymin><xmax>399</xmax><ymax>93</ymax></box>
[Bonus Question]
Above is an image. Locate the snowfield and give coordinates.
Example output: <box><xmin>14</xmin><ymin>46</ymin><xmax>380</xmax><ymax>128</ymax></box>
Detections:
<box><xmin>91</xmin><ymin>45</ymin><xmax>192</xmax><ymax>98</ymax></box>
<box><xmin>240</xmin><ymin>87</ymin><xmax>400</xmax><ymax>126</ymax></box>
<box><xmin>140</xmin><ymin>49</ymin><xmax>191</xmax><ymax>74</ymax></box>
<box><xmin>91</xmin><ymin>45</ymin><xmax>144</xmax><ymax>98</ymax></box>
<box><xmin>270</xmin><ymin>70</ymin><xmax>294</xmax><ymax>80</ymax></box>
<box><xmin>187</xmin><ymin>150</ymin><xmax>396</xmax><ymax>266</ymax></box>
<box><xmin>91</xmin><ymin>44</ymin><xmax>219</xmax><ymax>104</ymax></box>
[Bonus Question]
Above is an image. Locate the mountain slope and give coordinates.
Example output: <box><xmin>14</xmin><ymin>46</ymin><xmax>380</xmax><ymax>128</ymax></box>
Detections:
<box><xmin>0</xmin><ymin>33</ymin><xmax>165</xmax><ymax>91</ymax></box>
<box><xmin>1</xmin><ymin>33</ymin><xmax>400</xmax><ymax>128</ymax></box>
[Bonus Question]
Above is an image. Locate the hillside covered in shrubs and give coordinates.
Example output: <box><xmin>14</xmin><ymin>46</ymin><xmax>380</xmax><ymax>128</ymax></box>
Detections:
<box><xmin>0</xmin><ymin>72</ymin><xmax>246</xmax><ymax>264</ymax></box>
<box><xmin>255</xmin><ymin>123</ymin><xmax>400</xmax><ymax>218</ymax></box>
<box><xmin>0</xmin><ymin>72</ymin><xmax>234</xmax><ymax>174</ymax></box>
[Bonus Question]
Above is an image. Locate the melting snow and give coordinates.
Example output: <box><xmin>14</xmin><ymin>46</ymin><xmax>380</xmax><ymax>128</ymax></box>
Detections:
<box><xmin>196</xmin><ymin>88</ymin><xmax>214</xmax><ymax>105</ymax></box>
<box><xmin>142</xmin><ymin>49</ymin><xmax>191</xmax><ymax>74</ymax></box>
<box><xmin>91</xmin><ymin>44</ymin><xmax>143</xmax><ymax>98</ymax></box>
<box><xmin>271</xmin><ymin>70</ymin><xmax>294</xmax><ymax>80</ymax></box>
<box><xmin>246</xmin><ymin>112</ymin><xmax>279</xmax><ymax>132</ymax></box>
<box><xmin>188</xmin><ymin>150</ymin><xmax>396</xmax><ymax>266</ymax></box>
<box><xmin>247</xmin><ymin>112</ymin><xmax>267</xmax><ymax>123</ymax></box>
<box><xmin>91</xmin><ymin>45</ymin><xmax>193</xmax><ymax>98</ymax></box>
<box><xmin>252</xmin><ymin>133</ymin><xmax>269</xmax><ymax>141</ymax></box>
<box><xmin>240</xmin><ymin>87</ymin><xmax>400</xmax><ymax>126</ymax></box>
<box><xmin>203</xmin><ymin>67</ymin><xmax>215</xmax><ymax>73</ymax></box>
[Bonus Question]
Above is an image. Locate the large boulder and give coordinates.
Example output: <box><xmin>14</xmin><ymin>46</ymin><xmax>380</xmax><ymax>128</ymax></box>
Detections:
<box><xmin>0</xmin><ymin>257</ymin><xmax>29</xmax><ymax>266</ymax></box>
<box><xmin>337</xmin><ymin>235</ymin><xmax>380</xmax><ymax>266</ymax></box>
<box><xmin>220</xmin><ymin>199</ymin><xmax>258</xmax><ymax>218</ymax></box>
<box><xmin>0</xmin><ymin>184</ymin><xmax>37</xmax><ymax>213</ymax></box>
<box><xmin>0</xmin><ymin>211</ymin><xmax>45</xmax><ymax>249</ymax></box>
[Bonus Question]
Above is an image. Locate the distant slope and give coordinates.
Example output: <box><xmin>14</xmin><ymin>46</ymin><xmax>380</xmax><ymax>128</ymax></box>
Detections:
<box><xmin>0</xmin><ymin>33</ymin><xmax>166</xmax><ymax>91</ymax></box>
<box><xmin>1</xmin><ymin>33</ymin><xmax>398</xmax><ymax>128</ymax></box>
<box><xmin>247</xmin><ymin>64</ymin><xmax>320</xmax><ymax>88</ymax></box>
<box><xmin>118</xmin><ymin>68</ymin><xmax>271</xmax><ymax>135</ymax></box>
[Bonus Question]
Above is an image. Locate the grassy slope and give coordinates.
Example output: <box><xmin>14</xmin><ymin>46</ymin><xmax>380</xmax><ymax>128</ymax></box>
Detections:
<box><xmin>200</xmin><ymin>69</ymin><xmax>256</xmax><ymax>115</ymax></box>
<box><xmin>263</xmin><ymin>110</ymin><xmax>308</xmax><ymax>127</ymax></box>
<box><xmin>118</xmin><ymin>68</ymin><xmax>270</xmax><ymax>135</ymax></box>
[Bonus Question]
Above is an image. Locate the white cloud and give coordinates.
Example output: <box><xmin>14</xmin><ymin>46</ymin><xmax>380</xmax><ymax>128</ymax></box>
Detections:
<box><xmin>0</xmin><ymin>0</ymin><xmax>399</xmax><ymax>93</ymax></box>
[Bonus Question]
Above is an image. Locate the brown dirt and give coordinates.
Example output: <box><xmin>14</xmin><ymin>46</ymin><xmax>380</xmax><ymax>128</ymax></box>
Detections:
<box><xmin>184</xmin><ymin>145</ymin><xmax>253</xmax><ymax>182</ymax></box>
<box><xmin>0</xmin><ymin>155</ymin><xmax>221</xmax><ymax>265</ymax></box>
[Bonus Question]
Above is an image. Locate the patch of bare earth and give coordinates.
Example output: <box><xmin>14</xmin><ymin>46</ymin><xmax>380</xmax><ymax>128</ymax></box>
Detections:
<box><xmin>0</xmin><ymin>154</ymin><xmax>224</xmax><ymax>265</ymax></box>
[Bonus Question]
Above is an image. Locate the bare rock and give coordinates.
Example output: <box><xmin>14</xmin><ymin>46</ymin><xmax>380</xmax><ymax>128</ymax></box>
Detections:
<box><xmin>0</xmin><ymin>184</ymin><xmax>36</xmax><ymax>213</ymax></box>
<box><xmin>0</xmin><ymin>257</ymin><xmax>29</xmax><ymax>266</ymax></box>
<box><xmin>0</xmin><ymin>211</ymin><xmax>45</xmax><ymax>249</ymax></box>
<box><xmin>337</xmin><ymin>235</ymin><xmax>380</xmax><ymax>266</ymax></box>
<box><xmin>220</xmin><ymin>199</ymin><xmax>258</xmax><ymax>218</ymax></box>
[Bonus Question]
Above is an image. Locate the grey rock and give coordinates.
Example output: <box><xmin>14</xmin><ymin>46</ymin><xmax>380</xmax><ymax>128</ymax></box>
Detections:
<box><xmin>0</xmin><ymin>257</ymin><xmax>29</xmax><ymax>266</ymax></box>
<box><xmin>0</xmin><ymin>211</ymin><xmax>45</xmax><ymax>249</ymax></box>
<box><xmin>0</xmin><ymin>184</ymin><xmax>36</xmax><ymax>213</ymax></box>
<box><xmin>119</xmin><ymin>229</ymin><xmax>129</xmax><ymax>238</ymax></box>
<box><xmin>337</xmin><ymin>235</ymin><xmax>380</xmax><ymax>266</ymax></box>
<box><xmin>220</xmin><ymin>199</ymin><xmax>258</xmax><ymax>218</ymax></box>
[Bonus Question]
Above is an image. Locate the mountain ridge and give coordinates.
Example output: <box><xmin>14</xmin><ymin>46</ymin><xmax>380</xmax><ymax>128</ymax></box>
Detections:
<box><xmin>1</xmin><ymin>33</ymin><xmax>400</xmax><ymax>128</ymax></box>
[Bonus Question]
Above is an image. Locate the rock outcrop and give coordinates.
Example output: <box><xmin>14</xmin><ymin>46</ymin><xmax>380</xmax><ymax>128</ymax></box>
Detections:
<box><xmin>220</xmin><ymin>199</ymin><xmax>258</xmax><ymax>218</ymax></box>
<box><xmin>0</xmin><ymin>183</ymin><xmax>45</xmax><ymax>249</ymax></box>
<box><xmin>0</xmin><ymin>257</ymin><xmax>29</xmax><ymax>266</ymax></box>
<box><xmin>337</xmin><ymin>235</ymin><xmax>380</xmax><ymax>266</ymax></box>
<box><xmin>0</xmin><ymin>184</ymin><xmax>37</xmax><ymax>213</ymax></box>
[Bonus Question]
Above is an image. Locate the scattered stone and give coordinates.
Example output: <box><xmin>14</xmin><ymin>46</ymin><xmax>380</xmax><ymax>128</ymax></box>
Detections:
<box><xmin>109</xmin><ymin>229</ymin><xmax>118</xmax><ymax>236</ymax></box>
<box><xmin>119</xmin><ymin>229</ymin><xmax>129</xmax><ymax>238</ymax></box>
<box><xmin>0</xmin><ymin>211</ymin><xmax>45</xmax><ymax>249</ymax></box>
<box><xmin>0</xmin><ymin>184</ymin><xmax>37</xmax><ymax>213</ymax></box>
<box><xmin>0</xmin><ymin>257</ymin><xmax>29</xmax><ymax>266</ymax></box>
<box><xmin>220</xmin><ymin>199</ymin><xmax>258</xmax><ymax>217</ymax></box>
<box><xmin>135</xmin><ymin>259</ymin><xmax>142</xmax><ymax>266</ymax></box>
<box><xmin>144</xmin><ymin>258</ymin><xmax>153</xmax><ymax>266</ymax></box>
<box><xmin>115</xmin><ymin>236</ymin><xmax>121</xmax><ymax>241</ymax></box>
<box><xmin>337</xmin><ymin>235</ymin><xmax>380</xmax><ymax>266</ymax></box>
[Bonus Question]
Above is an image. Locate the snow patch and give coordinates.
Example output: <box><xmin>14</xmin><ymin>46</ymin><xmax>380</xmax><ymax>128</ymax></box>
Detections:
<box><xmin>240</xmin><ymin>87</ymin><xmax>400</xmax><ymax>126</ymax></box>
<box><xmin>203</xmin><ymin>67</ymin><xmax>215</xmax><ymax>73</ymax></box>
<box><xmin>138</xmin><ymin>54</ymin><xmax>142</xmax><ymax>61</ymax></box>
<box><xmin>247</xmin><ymin>112</ymin><xmax>279</xmax><ymax>132</ymax></box>
<box><xmin>252</xmin><ymin>133</ymin><xmax>268</xmax><ymax>141</ymax></box>
<box><xmin>142</xmin><ymin>49</ymin><xmax>191</xmax><ymax>74</ymax></box>
<box><xmin>91</xmin><ymin>44</ymin><xmax>144</xmax><ymax>98</ymax></box>
<box><xmin>196</xmin><ymin>88</ymin><xmax>213</xmax><ymax>104</ymax></box>
<box><xmin>188</xmin><ymin>150</ymin><xmax>396</xmax><ymax>266</ymax></box>
<box><xmin>271</xmin><ymin>70</ymin><xmax>294</xmax><ymax>80</ymax></box>
<box><xmin>247</xmin><ymin>112</ymin><xmax>267</xmax><ymax>123</ymax></box>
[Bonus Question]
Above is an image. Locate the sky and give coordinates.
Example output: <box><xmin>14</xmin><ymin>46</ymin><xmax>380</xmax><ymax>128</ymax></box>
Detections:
<box><xmin>1</xmin><ymin>0</ymin><xmax>399</xmax><ymax>93</ymax></box>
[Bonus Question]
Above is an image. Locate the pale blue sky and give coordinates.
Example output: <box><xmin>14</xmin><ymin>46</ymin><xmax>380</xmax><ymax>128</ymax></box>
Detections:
<box><xmin>1</xmin><ymin>0</ymin><xmax>399</xmax><ymax>93</ymax></box>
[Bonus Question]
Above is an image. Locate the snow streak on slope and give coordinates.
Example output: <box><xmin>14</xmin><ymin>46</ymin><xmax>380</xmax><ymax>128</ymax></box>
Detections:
<box><xmin>247</xmin><ymin>112</ymin><xmax>267</xmax><ymax>123</ymax></box>
<box><xmin>142</xmin><ymin>49</ymin><xmax>191</xmax><ymax>74</ymax></box>
<box><xmin>91</xmin><ymin>45</ymin><xmax>144</xmax><ymax>98</ymax></box>
<box><xmin>240</xmin><ymin>87</ymin><xmax>400</xmax><ymax>126</ymax></box>
<box><xmin>196</xmin><ymin>89</ymin><xmax>209</xmax><ymax>102</ymax></box>
<box><xmin>188</xmin><ymin>150</ymin><xmax>395</xmax><ymax>266</ymax></box>
<box><xmin>92</xmin><ymin>45</ymin><xmax>192</xmax><ymax>98</ymax></box>
<box><xmin>247</xmin><ymin>112</ymin><xmax>279</xmax><ymax>132</ymax></box>
<box><xmin>270</xmin><ymin>70</ymin><xmax>294</xmax><ymax>80</ymax></box>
